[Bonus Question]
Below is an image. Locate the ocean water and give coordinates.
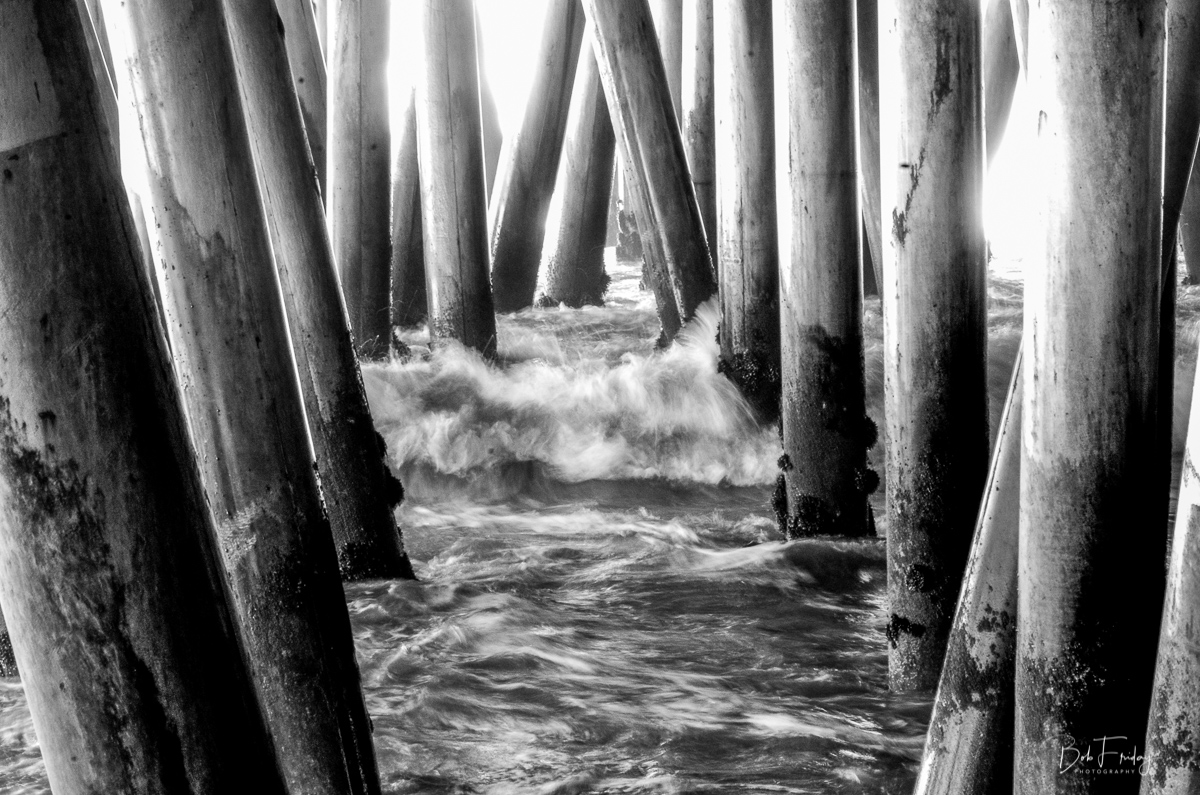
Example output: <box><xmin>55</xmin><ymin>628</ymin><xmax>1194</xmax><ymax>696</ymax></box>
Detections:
<box><xmin>0</xmin><ymin>253</ymin><xmax>1194</xmax><ymax>794</ymax></box>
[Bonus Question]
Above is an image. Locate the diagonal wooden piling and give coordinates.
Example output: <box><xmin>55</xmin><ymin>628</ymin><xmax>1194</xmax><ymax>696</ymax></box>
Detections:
<box><xmin>474</xmin><ymin>3</ymin><xmax>504</xmax><ymax>201</ymax></box>
<box><xmin>1183</xmin><ymin>157</ymin><xmax>1200</xmax><ymax>284</ymax></box>
<box><xmin>1016</xmin><ymin>1</ymin><xmax>1167</xmax><ymax>788</ymax></box>
<box><xmin>584</xmin><ymin>0</ymin><xmax>717</xmax><ymax>344</ymax></box>
<box><xmin>857</xmin><ymin>0</ymin><xmax>883</xmax><ymax>297</ymax></box>
<box><xmin>105</xmin><ymin>0</ymin><xmax>385</xmax><ymax>790</ymax></box>
<box><xmin>224</xmin><ymin>0</ymin><xmax>415</xmax><ymax>581</ymax></box>
<box><xmin>885</xmin><ymin>0</ymin><xmax>989</xmax><ymax>693</ymax></box>
<box><xmin>775</xmin><ymin>0</ymin><xmax>874</xmax><ymax>539</ymax></box>
<box><xmin>983</xmin><ymin>0</ymin><xmax>1019</xmax><ymax>163</ymax></box>
<box><xmin>683</xmin><ymin>0</ymin><xmax>716</xmax><ymax>269</ymax></box>
<box><xmin>274</xmin><ymin>0</ymin><xmax>328</xmax><ymax>196</ymax></box>
<box><xmin>540</xmin><ymin>46</ymin><xmax>616</xmax><ymax>308</ymax></box>
<box><xmin>328</xmin><ymin>0</ymin><xmax>393</xmax><ymax>358</ymax></box>
<box><xmin>0</xmin><ymin>2</ymin><xmax>287</xmax><ymax>790</ymax></box>
<box><xmin>488</xmin><ymin>0</ymin><xmax>585</xmax><ymax>312</ymax></box>
<box><xmin>416</xmin><ymin>0</ymin><xmax>498</xmax><ymax>356</ymax></box>
<box><xmin>391</xmin><ymin>84</ymin><xmax>427</xmax><ymax>328</ymax></box>
<box><xmin>650</xmin><ymin>0</ymin><xmax>684</xmax><ymax>120</ymax></box>
<box><xmin>715</xmin><ymin>0</ymin><xmax>780</xmax><ymax>418</ymax></box>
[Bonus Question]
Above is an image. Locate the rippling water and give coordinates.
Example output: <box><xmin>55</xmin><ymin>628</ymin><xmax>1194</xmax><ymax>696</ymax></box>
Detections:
<box><xmin>1</xmin><ymin>253</ymin><xmax>1196</xmax><ymax>794</ymax></box>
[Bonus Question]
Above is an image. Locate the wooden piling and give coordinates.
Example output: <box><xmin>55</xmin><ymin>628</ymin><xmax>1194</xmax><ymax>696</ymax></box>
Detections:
<box><xmin>774</xmin><ymin>0</ymin><xmax>872</xmax><ymax>539</ymax></box>
<box><xmin>488</xmin><ymin>0</ymin><xmax>585</xmax><ymax>312</ymax></box>
<box><xmin>328</xmin><ymin>0</ymin><xmax>392</xmax><ymax>359</ymax></box>
<box><xmin>857</xmin><ymin>0</ymin><xmax>884</xmax><ymax>297</ymax></box>
<box><xmin>584</xmin><ymin>0</ymin><xmax>718</xmax><ymax>343</ymax></box>
<box><xmin>416</xmin><ymin>0</ymin><xmax>498</xmax><ymax>355</ymax></box>
<box><xmin>317</xmin><ymin>0</ymin><xmax>328</xmax><ymax>54</ymax></box>
<box><xmin>0</xmin><ymin>608</ymin><xmax>14</xmax><ymax>679</ymax></box>
<box><xmin>683</xmin><ymin>0</ymin><xmax>716</xmax><ymax>267</ymax></box>
<box><xmin>391</xmin><ymin>85</ymin><xmax>427</xmax><ymax>327</ymax></box>
<box><xmin>0</xmin><ymin>2</ymin><xmax>286</xmax><ymax>790</ymax></box>
<box><xmin>914</xmin><ymin>349</ymin><xmax>1021</xmax><ymax>795</ymax></box>
<box><xmin>224</xmin><ymin>0</ymin><xmax>415</xmax><ymax>581</ymax></box>
<box><xmin>108</xmin><ymin>0</ymin><xmax>385</xmax><ymax>790</ymax></box>
<box><xmin>983</xmin><ymin>0</ymin><xmax>1019</xmax><ymax>163</ymax></box>
<box><xmin>475</xmin><ymin>4</ymin><xmax>504</xmax><ymax>200</ymax></box>
<box><xmin>274</xmin><ymin>0</ymin><xmax>328</xmax><ymax>196</ymax></box>
<box><xmin>715</xmin><ymin>0</ymin><xmax>779</xmax><ymax>418</ymax></box>
<box><xmin>539</xmin><ymin>47</ymin><xmax>616</xmax><ymax>308</ymax></box>
<box><xmin>650</xmin><ymin>0</ymin><xmax>684</xmax><ymax>120</ymax></box>
<box><xmin>1016</xmin><ymin>1</ymin><xmax>1167</xmax><ymax>788</ymax></box>
<box><xmin>1182</xmin><ymin>158</ymin><xmax>1200</xmax><ymax>284</ymax></box>
<box><xmin>885</xmin><ymin>0</ymin><xmax>988</xmax><ymax>693</ymax></box>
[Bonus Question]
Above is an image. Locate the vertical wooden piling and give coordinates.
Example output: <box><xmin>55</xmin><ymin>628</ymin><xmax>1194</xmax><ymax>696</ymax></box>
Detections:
<box><xmin>914</xmin><ymin>349</ymin><xmax>1022</xmax><ymax>795</ymax></box>
<box><xmin>391</xmin><ymin>85</ymin><xmax>427</xmax><ymax>327</ymax></box>
<box><xmin>108</xmin><ymin>0</ymin><xmax>385</xmax><ymax>790</ymax></box>
<box><xmin>417</xmin><ymin>0</ymin><xmax>498</xmax><ymax>355</ymax></box>
<box><xmin>488</xmin><ymin>0</ymin><xmax>585</xmax><ymax>312</ymax></box>
<box><xmin>683</xmin><ymin>0</ymin><xmax>717</xmax><ymax>268</ymax></box>
<box><xmin>328</xmin><ymin>0</ymin><xmax>392</xmax><ymax>358</ymax></box>
<box><xmin>274</xmin><ymin>0</ymin><xmax>329</xmax><ymax>196</ymax></box>
<box><xmin>1182</xmin><ymin>158</ymin><xmax>1200</xmax><ymax>283</ymax></box>
<box><xmin>885</xmin><ymin>0</ymin><xmax>988</xmax><ymax>693</ymax></box>
<box><xmin>224</xmin><ymin>0</ymin><xmax>415</xmax><ymax>581</ymax></box>
<box><xmin>857</xmin><ymin>0</ymin><xmax>884</xmax><ymax>297</ymax></box>
<box><xmin>715</xmin><ymin>0</ymin><xmax>779</xmax><ymax>417</ymax></box>
<box><xmin>474</xmin><ymin>4</ymin><xmax>504</xmax><ymax>200</ymax></box>
<box><xmin>0</xmin><ymin>2</ymin><xmax>286</xmax><ymax>790</ymax></box>
<box><xmin>1143</xmin><ymin>321</ymin><xmax>1200</xmax><ymax>795</ymax></box>
<box><xmin>585</xmin><ymin>0</ymin><xmax>718</xmax><ymax>343</ymax></box>
<box><xmin>650</xmin><ymin>0</ymin><xmax>684</xmax><ymax>120</ymax></box>
<box><xmin>775</xmin><ymin>0</ymin><xmax>872</xmax><ymax>539</ymax></box>
<box><xmin>983</xmin><ymin>0</ymin><xmax>1019</xmax><ymax>163</ymax></box>
<box><xmin>1016</xmin><ymin>1</ymin><xmax>1167</xmax><ymax>789</ymax></box>
<box><xmin>540</xmin><ymin>48</ymin><xmax>616</xmax><ymax>308</ymax></box>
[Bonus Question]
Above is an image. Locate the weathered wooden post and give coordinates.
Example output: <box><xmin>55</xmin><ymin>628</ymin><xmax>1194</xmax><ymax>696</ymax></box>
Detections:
<box><xmin>274</xmin><ymin>0</ymin><xmax>328</xmax><ymax>196</ymax></box>
<box><xmin>774</xmin><ymin>0</ymin><xmax>873</xmax><ymax>539</ymax></box>
<box><xmin>584</xmin><ymin>0</ymin><xmax>718</xmax><ymax>343</ymax></box>
<box><xmin>475</xmin><ymin>3</ymin><xmax>504</xmax><ymax>200</ymax></box>
<box><xmin>715</xmin><ymin>0</ymin><xmax>779</xmax><ymax>418</ymax></box>
<box><xmin>540</xmin><ymin>47</ymin><xmax>616</xmax><ymax>308</ymax></box>
<box><xmin>914</xmin><ymin>349</ymin><xmax>1022</xmax><ymax>795</ymax></box>
<box><xmin>857</xmin><ymin>0</ymin><xmax>883</xmax><ymax>297</ymax></box>
<box><xmin>488</xmin><ymin>0</ymin><xmax>585</xmax><ymax>312</ymax></box>
<box><xmin>106</xmin><ymin>0</ymin><xmax>386</xmax><ymax>790</ymax></box>
<box><xmin>885</xmin><ymin>0</ymin><xmax>988</xmax><ymax>693</ymax></box>
<box><xmin>650</xmin><ymin>0</ymin><xmax>684</xmax><ymax>120</ymax></box>
<box><xmin>1016</xmin><ymin>1</ymin><xmax>1167</xmax><ymax>789</ymax></box>
<box><xmin>391</xmin><ymin>85</ymin><xmax>427</xmax><ymax>327</ymax></box>
<box><xmin>1183</xmin><ymin>160</ymin><xmax>1200</xmax><ymax>283</ymax></box>
<box><xmin>417</xmin><ymin>0</ymin><xmax>498</xmax><ymax>355</ymax></box>
<box><xmin>224</xmin><ymin>0</ymin><xmax>415</xmax><ymax>581</ymax></box>
<box><xmin>0</xmin><ymin>2</ymin><xmax>286</xmax><ymax>790</ymax></box>
<box><xmin>683</xmin><ymin>0</ymin><xmax>716</xmax><ymax>266</ymax></box>
<box><xmin>983</xmin><ymin>0</ymin><xmax>1019</xmax><ymax>163</ymax></box>
<box><xmin>328</xmin><ymin>0</ymin><xmax>392</xmax><ymax>358</ymax></box>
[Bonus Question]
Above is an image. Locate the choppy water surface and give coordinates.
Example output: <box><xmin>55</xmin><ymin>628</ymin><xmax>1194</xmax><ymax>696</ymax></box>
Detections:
<box><xmin>0</xmin><ymin>254</ymin><xmax>1195</xmax><ymax>794</ymax></box>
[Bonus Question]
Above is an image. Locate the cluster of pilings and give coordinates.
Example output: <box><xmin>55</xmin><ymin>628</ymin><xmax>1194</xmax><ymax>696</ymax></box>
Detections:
<box><xmin>5</xmin><ymin>0</ymin><xmax>1200</xmax><ymax>791</ymax></box>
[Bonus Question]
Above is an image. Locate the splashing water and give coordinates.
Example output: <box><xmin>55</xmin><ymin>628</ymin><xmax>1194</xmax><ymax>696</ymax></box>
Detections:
<box><xmin>2</xmin><ymin>254</ymin><xmax>1197</xmax><ymax>794</ymax></box>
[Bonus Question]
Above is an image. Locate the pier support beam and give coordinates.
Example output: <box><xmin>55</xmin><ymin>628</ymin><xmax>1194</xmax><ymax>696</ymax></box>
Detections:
<box><xmin>1016</xmin><ymin>1</ymin><xmax>1166</xmax><ymax>789</ymax></box>
<box><xmin>328</xmin><ymin>0</ymin><xmax>392</xmax><ymax>358</ymax></box>
<box><xmin>109</xmin><ymin>0</ymin><xmax>385</xmax><ymax>789</ymax></box>
<box><xmin>683</xmin><ymin>0</ymin><xmax>716</xmax><ymax>268</ymax></box>
<box><xmin>650</xmin><ymin>0</ymin><xmax>684</xmax><ymax>120</ymax></box>
<box><xmin>983</xmin><ymin>0</ymin><xmax>1019</xmax><ymax>163</ymax></box>
<box><xmin>0</xmin><ymin>2</ymin><xmax>284</xmax><ymax>790</ymax></box>
<box><xmin>914</xmin><ymin>350</ymin><xmax>1022</xmax><ymax>795</ymax></box>
<box><xmin>475</xmin><ymin>4</ymin><xmax>503</xmax><ymax>201</ymax></box>
<box><xmin>885</xmin><ymin>0</ymin><xmax>988</xmax><ymax>693</ymax></box>
<box><xmin>715</xmin><ymin>0</ymin><xmax>779</xmax><ymax>418</ymax></box>
<box><xmin>857</xmin><ymin>0</ymin><xmax>883</xmax><ymax>297</ymax></box>
<box><xmin>775</xmin><ymin>0</ymin><xmax>873</xmax><ymax>538</ymax></box>
<box><xmin>585</xmin><ymin>0</ymin><xmax>717</xmax><ymax>343</ymax></box>
<box><xmin>274</xmin><ymin>0</ymin><xmax>328</xmax><ymax>196</ymax></box>
<box><xmin>417</xmin><ymin>0</ymin><xmax>498</xmax><ymax>355</ymax></box>
<box><xmin>540</xmin><ymin>48</ymin><xmax>616</xmax><ymax>308</ymax></box>
<box><xmin>1183</xmin><ymin>160</ymin><xmax>1200</xmax><ymax>284</ymax></box>
<box><xmin>224</xmin><ymin>0</ymin><xmax>415</xmax><ymax>581</ymax></box>
<box><xmin>488</xmin><ymin>0</ymin><xmax>584</xmax><ymax>312</ymax></box>
<box><xmin>391</xmin><ymin>85</ymin><xmax>427</xmax><ymax>327</ymax></box>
